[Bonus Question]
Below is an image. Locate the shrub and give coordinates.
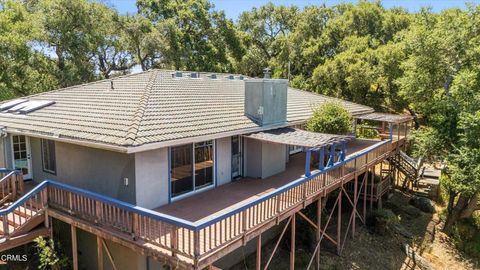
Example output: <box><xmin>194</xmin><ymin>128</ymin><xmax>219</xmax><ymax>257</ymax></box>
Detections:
<box><xmin>34</xmin><ymin>236</ymin><xmax>69</xmax><ymax>270</ymax></box>
<box><xmin>306</xmin><ymin>101</ymin><xmax>353</xmax><ymax>135</ymax></box>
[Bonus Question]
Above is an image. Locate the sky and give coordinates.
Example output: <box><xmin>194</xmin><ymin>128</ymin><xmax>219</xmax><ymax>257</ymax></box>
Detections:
<box><xmin>106</xmin><ymin>0</ymin><xmax>478</xmax><ymax>19</ymax></box>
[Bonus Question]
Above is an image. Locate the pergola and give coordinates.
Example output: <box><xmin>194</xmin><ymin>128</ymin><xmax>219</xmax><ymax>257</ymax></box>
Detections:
<box><xmin>354</xmin><ymin>112</ymin><xmax>413</xmax><ymax>141</ymax></box>
<box><xmin>243</xmin><ymin>127</ymin><xmax>354</xmax><ymax>176</ymax></box>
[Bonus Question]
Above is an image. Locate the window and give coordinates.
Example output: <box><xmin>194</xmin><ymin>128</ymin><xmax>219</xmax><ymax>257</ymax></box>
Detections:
<box><xmin>41</xmin><ymin>139</ymin><xmax>56</xmax><ymax>174</ymax></box>
<box><xmin>170</xmin><ymin>141</ymin><xmax>214</xmax><ymax>198</ymax></box>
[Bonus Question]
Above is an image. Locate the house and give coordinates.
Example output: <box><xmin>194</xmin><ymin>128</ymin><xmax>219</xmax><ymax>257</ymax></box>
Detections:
<box><xmin>0</xmin><ymin>69</ymin><xmax>413</xmax><ymax>270</ymax></box>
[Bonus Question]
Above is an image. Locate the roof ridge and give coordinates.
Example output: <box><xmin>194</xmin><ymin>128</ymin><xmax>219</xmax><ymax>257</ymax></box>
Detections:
<box><xmin>14</xmin><ymin>70</ymin><xmax>157</xmax><ymax>101</ymax></box>
<box><xmin>123</xmin><ymin>70</ymin><xmax>157</xmax><ymax>146</ymax></box>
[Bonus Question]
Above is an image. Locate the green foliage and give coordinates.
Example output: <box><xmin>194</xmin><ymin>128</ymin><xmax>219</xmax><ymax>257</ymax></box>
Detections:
<box><xmin>306</xmin><ymin>102</ymin><xmax>352</xmax><ymax>135</ymax></box>
<box><xmin>408</xmin><ymin>127</ymin><xmax>445</xmax><ymax>162</ymax></box>
<box><xmin>451</xmin><ymin>217</ymin><xmax>480</xmax><ymax>259</ymax></box>
<box><xmin>372</xmin><ymin>209</ymin><xmax>400</xmax><ymax>226</ymax></box>
<box><xmin>34</xmin><ymin>236</ymin><xmax>69</xmax><ymax>270</ymax></box>
<box><xmin>356</xmin><ymin>126</ymin><xmax>379</xmax><ymax>139</ymax></box>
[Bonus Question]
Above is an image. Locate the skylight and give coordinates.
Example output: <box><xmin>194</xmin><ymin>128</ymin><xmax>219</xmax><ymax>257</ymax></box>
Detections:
<box><xmin>1</xmin><ymin>99</ymin><xmax>55</xmax><ymax>114</ymax></box>
<box><xmin>0</xmin><ymin>99</ymin><xmax>27</xmax><ymax>111</ymax></box>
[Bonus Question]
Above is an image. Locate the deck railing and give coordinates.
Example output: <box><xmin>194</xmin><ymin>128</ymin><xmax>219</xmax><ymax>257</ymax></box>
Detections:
<box><xmin>0</xmin><ymin>138</ymin><xmax>401</xmax><ymax>266</ymax></box>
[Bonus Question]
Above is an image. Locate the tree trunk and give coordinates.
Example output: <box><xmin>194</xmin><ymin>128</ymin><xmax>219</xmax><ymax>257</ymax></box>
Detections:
<box><xmin>459</xmin><ymin>193</ymin><xmax>479</xmax><ymax>219</ymax></box>
<box><xmin>443</xmin><ymin>193</ymin><xmax>469</xmax><ymax>234</ymax></box>
<box><xmin>407</xmin><ymin>108</ymin><xmax>420</xmax><ymax>129</ymax></box>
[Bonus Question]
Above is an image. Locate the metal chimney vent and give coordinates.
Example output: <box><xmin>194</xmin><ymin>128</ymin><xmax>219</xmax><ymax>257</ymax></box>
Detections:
<box><xmin>172</xmin><ymin>71</ymin><xmax>183</xmax><ymax>78</ymax></box>
<box><xmin>263</xmin><ymin>68</ymin><xmax>271</xmax><ymax>79</ymax></box>
<box><xmin>190</xmin><ymin>72</ymin><xmax>199</xmax><ymax>78</ymax></box>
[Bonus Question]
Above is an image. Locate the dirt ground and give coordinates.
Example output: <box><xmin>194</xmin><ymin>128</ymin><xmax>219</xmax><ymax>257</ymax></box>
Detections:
<box><xmin>230</xmin><ymin>191</ymin><xmax>478</xmax><ymax>270</ymax></box>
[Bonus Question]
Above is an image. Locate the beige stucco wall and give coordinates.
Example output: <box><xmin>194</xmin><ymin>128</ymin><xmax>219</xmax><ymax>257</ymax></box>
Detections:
<box><xmin>0</xmin><ymin>137</ymin><xmax>6</xmax><ymax>168</ymax></box>
<box><xmin>245</xmin><ymin>138</ymin><xmax>286</xmax><ymax>179</ymax></box>
<box><xmin>216</xmin><ymin>137</ymin><xmax>232</xmax><ymax>186</ymax></box>
<box><xmin>134</xmin><ymin>147</ymin><xmax>169</xmax><ymax>208</ymax></box>
<box><xmin>30</xmin><ymin>137</ymin><xmax>136</xmax><ymax>204</ymax></box>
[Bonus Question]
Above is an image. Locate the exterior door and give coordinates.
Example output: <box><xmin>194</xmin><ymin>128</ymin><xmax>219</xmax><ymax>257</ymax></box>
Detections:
<box><xmin>11</xmin><ymin>135</ymin><xmax>32</xmax><ymax>179</ymax></box>
<box><xmin>231</xmin><ymin>136</ymin><xmax>243</xmax><ymax>179</ymax></box>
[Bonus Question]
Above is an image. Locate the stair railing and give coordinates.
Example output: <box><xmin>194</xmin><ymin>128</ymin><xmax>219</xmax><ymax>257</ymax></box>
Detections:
<box><xmin>0</xmin><ymin>169</ymin><xmax>24</xmax><ymax>206</ymax></box>
<box><xmin>0</xmin><ymin>181</ymin><xmax>47</xmax><ymax>239</ymax></box>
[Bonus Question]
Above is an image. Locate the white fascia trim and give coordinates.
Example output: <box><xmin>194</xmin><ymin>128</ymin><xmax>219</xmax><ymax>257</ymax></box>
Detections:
<box><xmin>125</xmin><ymin>122</ymin><xmax>291</xmax><ymax>154</ymax></box>
<box><xmin>5</xmin><ymin>128</ymin><xmax>129</xmax><ymax>153</ymax></box>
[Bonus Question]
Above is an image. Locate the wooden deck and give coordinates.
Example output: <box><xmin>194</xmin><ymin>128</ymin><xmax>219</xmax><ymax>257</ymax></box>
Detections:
<box><xmin>0</xmin><ymin>138</ymin><xmax>398</xmax><ymax>270</ymax></box>
<box><xmin>155</xmin><ymin>139</ymin><xmax>380</xmax><ymax>222</ymax></box>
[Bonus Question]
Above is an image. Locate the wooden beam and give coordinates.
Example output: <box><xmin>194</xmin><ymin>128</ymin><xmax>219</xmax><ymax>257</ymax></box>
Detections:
<box><xmin>256</xmin><ymin>234</ymin><xmax>261</xmax><ymax>270</ymax></box>
<box><xmin>337</xmin><ymin>190</ymin><xmax>342</xmax><ymax>255</ymax></box>
<box><xmin>353</xmin><ymin>174</ymin><xmax>357</xmax><ymax>238</ymax></box>
<box><xmin>363</xmin><ymin>168</ymin><xmax>368</xmax><ymax>222</ymax></box>
<box><xmin>97</xmin><ymin>236</ymin><xmax>104</xmax><ymax>270</ymax></box>
<box><xmin>0</xmin><ymin>227</ymin><xmax>50</xmax><ymax>252</ymax></box>
<box><xmin>102</xmin><ymin>239</ymin><xmax>119</xmax><ymax>270</ymax></box>
<box><xmin>370</xmin><ymin>165</ymin><xmax>375</xmax><ymax>209</ymax></box>
<box><xmin>71</xmin><ymin>225</ymin><xmax>78</xmax><ymax>270</ymax></box>
<box><xmin>264</xmin><ymin>216</ymin><xmax>292</xmax><ymax>270</ymax></box>
<box><xmin>290</xmin><ymin>214</ymin><xmax>295</xmax><ymax>270</ymax></box>
<box><xmin>297</xmin><ymin>211</ymin><xmax>337</xmax><ymax>245</ymax></box>
<box><xmin>316</xmin><ymin>198</ymin><xmax>321</xmax><ymax>270</ymax></box>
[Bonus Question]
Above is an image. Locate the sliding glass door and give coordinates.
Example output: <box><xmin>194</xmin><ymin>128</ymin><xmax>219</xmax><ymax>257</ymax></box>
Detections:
<box><xmin>194</xmin><ymin>141</ymin><xmax>214</xmax><ymax>188</ymax></box>
<box><xmin>170</xmin><ymin>140</ymin><xmax>214</xmax><ymax>198</ymax></box>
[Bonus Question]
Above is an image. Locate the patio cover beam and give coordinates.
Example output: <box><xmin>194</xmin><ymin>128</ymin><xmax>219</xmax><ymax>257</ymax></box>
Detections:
<box><xmin>242</xmin><ymin>127</ymin><xmax>353</xmax><ymax>149</ymax></box>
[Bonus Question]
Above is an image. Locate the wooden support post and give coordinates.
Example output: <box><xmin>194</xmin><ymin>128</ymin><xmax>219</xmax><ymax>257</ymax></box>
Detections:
<box><xmin>397</xmin><ymin>123</ymin><xmax>401</xmax><ymax>142</ymax></box>
<box><xmin>389</xmin><ymin>123</ymin><xmax>393</xmax><ymax>141</ymax></box>
<box><xmin>337</xmin><ymin>191</ymin><xmax>342</xmax><ymax>255</ymax></box>
<box><xmin>264</xmin><ymin>216</ymin><xmax>292</xmax><ymax>270</ymax></box>
<box><xmin>256</xmin><ymin>234</ymin><xmax>262</xmax><ymax>270</ymax></box>
<box><xmin>71</xmin><ymin>225</ymin><xmax>78</xmax><ymax>270</ymax></box>
<box><xmin>370</xmin><ymin>165</ymin><xmax>374</xmax><ymax>210</ymax></box>
<box><xmin>290</xmin><ymin>214</ymin><xmax>296</xmax><ymax>270</ymax></box>
<box><xmin>316</xmin><ymin>198</ymin><xmax>322</xmax><ymax>270</ymax></box>
<box><xmin>363</xmin><ymin>170</ymin><xmax>367</xmax><ymax>222</ymax></box>
<box><xmin>352</xmin><ymin>174</ymin><xmax>357</xmax><ymax>238</ymax></box>
<box><xmin>97</xmin><ymin>236</ymin><xmax>104</xmax><ymax>270</ymax></box>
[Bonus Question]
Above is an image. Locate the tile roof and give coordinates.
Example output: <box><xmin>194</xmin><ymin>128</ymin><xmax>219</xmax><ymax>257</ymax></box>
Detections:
<box><xmin>0</xmin><ymin>70</ymin><xmax>373</xmax><ymax>151</ymax></box>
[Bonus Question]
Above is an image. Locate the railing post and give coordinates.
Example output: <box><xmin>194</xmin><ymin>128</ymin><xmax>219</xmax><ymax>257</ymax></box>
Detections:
<box><xmin>171</xmin><ymin>225</ymin><xmax>178</xmax><ymax>257</ymax></box>
<box><xmin>95</xmin><ymin>201</ymin><xmax>102</xmax><ymax>224</ymax></box>
<box><xmin>194</xmin><ymin>230</ymin><xmax>200</xmax><ymax>261</ymax></box>
<box><xmin>11</xmin><ymin>174</ymin><xmax>17</xmax><ymax>200</ymax></box>
<box><xmin>276</xmin><ymin>195</ymin><xmax>281</xmax><ymax>214</ymax></box>
<box><xmin>131</xmin><ymin>213</ymin><xmax>137</xmax><ymax>239</ymax></box>
<box><xmin>3</xmin><ymin>217</ymin><xmax>9</xmax><ymax>239</ymax></box>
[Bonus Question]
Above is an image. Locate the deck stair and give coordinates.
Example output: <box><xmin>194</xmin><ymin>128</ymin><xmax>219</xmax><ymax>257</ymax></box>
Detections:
<box><xmin>388</xmin><ymin>151</ymin><xmax>422</xmax><ymax>189</ymax></box>
<box><xmin>0</xmin><ymin>170</ymin><xmax>48</xmax><ymax>252</ymax></box>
